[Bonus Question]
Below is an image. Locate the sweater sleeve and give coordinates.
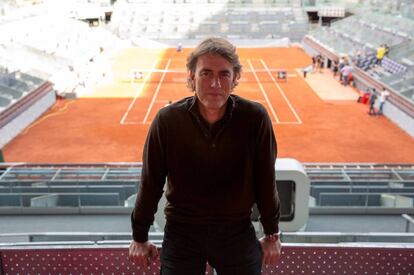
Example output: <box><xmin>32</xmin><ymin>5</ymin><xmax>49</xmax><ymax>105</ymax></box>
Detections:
<box><xmin>131</xmin><ymin>112</ymin><xmax>168</xmax><ymax>242</ymax></box>
<box><xmin>253</xmin><ymin>107</ymin><xmax>280</xmax><ymax>235</ymax></box>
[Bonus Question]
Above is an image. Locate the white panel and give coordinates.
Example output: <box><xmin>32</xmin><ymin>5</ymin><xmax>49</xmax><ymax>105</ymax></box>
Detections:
<box><xmin>0</xmin><ymin>90</ymin><xmax>56</xmax><ymax>148</ymax></box>
<box><xmin>276</xmin><ymin>158</ymin><xmax>311</xmax><ymax>232</ymax></box>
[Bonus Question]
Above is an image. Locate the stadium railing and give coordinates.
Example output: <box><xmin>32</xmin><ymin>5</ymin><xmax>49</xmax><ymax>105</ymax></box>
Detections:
<box><xmin>0</xmin><ymin>244</ymin><xmax>413</xmax><ymax>274</ymax></box>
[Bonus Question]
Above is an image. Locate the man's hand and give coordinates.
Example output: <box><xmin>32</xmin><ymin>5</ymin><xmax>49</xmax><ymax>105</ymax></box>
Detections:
<box><xmin>128</xmin><ymin>240</ymin><xmax>159</xmax><ymax>268</ymax></box>
<box><xmin>259</xmin><ymin>237</ymin><xmax>282</xmax><ymax>265</ymax></box>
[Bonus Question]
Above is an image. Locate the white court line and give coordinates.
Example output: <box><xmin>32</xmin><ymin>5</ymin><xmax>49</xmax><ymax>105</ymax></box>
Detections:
<box><xmin>125</xmin><ymin>121</ymin><xmax>284</xmax><ymax>126</ymax></box>
<box><xmin>260</xmin><ymin>59</ymin><xmax>302</xmax><ymax>124</ymax></box>
<box><xmin>143</xmin><ymin>59</ymin><xmax>172</xmax><ymax>123</ymax></box>
<box><xmin>120</xmin><ymin>59</ymin><xmax>159</xmax><ymax>125</ymax></box>
<box><xmin>247</xmin><ymin>59</ymin><xmax>279</xmax><ymax>123</ymax></box>
<box><xmin>277</xmin><ymin>121</ymin><xmax>300</xmax><ymax>124</ymax></box>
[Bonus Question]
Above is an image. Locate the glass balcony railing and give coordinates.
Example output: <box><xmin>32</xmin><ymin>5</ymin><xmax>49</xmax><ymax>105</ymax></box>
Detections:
<box><xmin>0</xmin><ymin>244</ymin><xmax>413</xmax><ymax>274</ymax></box>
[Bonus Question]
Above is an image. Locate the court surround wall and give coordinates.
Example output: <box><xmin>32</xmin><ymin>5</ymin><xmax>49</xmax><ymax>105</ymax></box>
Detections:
<box><xmin>0</xmin><ymin>89</ymin><xmax>55</xmax><ymax>149</ymax></box>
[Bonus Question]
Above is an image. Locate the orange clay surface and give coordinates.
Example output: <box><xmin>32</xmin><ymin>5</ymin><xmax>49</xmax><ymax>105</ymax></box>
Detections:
<box><xmin>3</xmin><ymin>47</ymin><xmax>414</xmax><ymax>163</ymax></box>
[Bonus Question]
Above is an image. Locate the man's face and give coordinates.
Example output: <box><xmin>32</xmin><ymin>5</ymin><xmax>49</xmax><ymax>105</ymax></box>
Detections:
<box><xmin>190</xmin><ymin>53</ymin><xmax>237</xmax><ymax>113</ymax></box>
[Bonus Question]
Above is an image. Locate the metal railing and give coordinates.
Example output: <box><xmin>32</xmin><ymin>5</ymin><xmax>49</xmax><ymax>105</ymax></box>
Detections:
<box><xmin>2</xmin><ymin>231</ymin><xmax>414</xmax><ymax>245</ymax></box>
<box><xmin>403</xmin><ymin>214</ymin><xmax>414</xmax><ymax>233</ymax></box>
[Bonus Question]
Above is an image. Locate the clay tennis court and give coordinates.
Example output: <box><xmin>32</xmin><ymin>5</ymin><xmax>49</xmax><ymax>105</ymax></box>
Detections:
<box><xmin>3</xmin><ymin>47</ymin><xmax>414</xmax><ymax>163</ymax></box>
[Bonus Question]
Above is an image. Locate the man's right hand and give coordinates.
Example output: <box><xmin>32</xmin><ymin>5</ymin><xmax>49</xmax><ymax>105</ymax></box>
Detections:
<box><xmin>128</xmin><ymin>240</ymin><xmax>159</xmax><ymax>268</ymax></box>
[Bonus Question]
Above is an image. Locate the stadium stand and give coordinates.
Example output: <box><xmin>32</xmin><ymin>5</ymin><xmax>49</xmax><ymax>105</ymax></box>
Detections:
<box><xmin>0</xmin><ymin>4</ymin><xmax>128</xmax><ymax>97</ymax></box>
<box><xmin>1</xmin><ymin>25</ymin><xmax>128</xmax><ymax>163</ymax></box>
<box><xmin>303</xmin><ymin>0</ymin><xmax>414</xmax><ymax>136</ymax></box>
<box><xmin>110</xmin><ymin>0</ymin><xmax>308</xmax><ymax>41</ymax></box>
<box><xmin>0</xmin><ymin>67</ymin><xmax>54</xmax><ymax>148</ymax></box>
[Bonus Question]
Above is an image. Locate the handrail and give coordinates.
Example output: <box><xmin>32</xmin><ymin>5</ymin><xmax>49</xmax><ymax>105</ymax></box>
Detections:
<box><xmin>303</xmin><ymin>163</ymin><xmax>414</xmax><ymax>169</ymax></box>
<box><xmin>402</xmin><ymin>214</ymin><xmax>414</xmax><ymax>232</ymax></box>
<box><xmin>0</xmin><ymin>81</ymin><xmax>53</xmax><ymax>129</ymax></box>
<box><xmin>1</xmin><ymin>231</ymin><xmax>414</xmax><ymax>245</ymax></box>
<box><xmin>2</xmin><ymin>162</ymin><xmax>413</xmax><ymax>169</ymax></box>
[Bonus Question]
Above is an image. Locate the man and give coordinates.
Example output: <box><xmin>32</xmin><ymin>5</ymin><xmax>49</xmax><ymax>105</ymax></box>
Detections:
<box><xmin>332</xmin><ymin>59</ymin><xmax>339</xmax><ymax>78</ymax></box>
<box><xmin>378</xmin><ymin>87</ymin><xmax>390</xmax><ymax>115</ymax></box>
<box><xmin>375</xmin><ymin>44</ymin><xmax>386</xmax><ymax>65</ymax></box>
<box><xmin>340</xmin><ymin>62</ymin><xmax>353</xmax><ymax>87</ymax></box>
<box><xmin>176</xmin><ymin>42</ymin><xmax>183</xmax><ymax>52</ymax></box>
<box><xmin>303</xmin><ymin>64</ymin><xmax>312</xmax><ymax>78</ymax></box>
<box><xmin>129</xmin><ymin>37</ymin><xmax>281</xmax><ymax>275</ymax></box>
<box><xmin>338</xmin><ymin>56</ymin><xmax>345</xmax><ymax>82</ymax></box>
<box><xmin>369</xmin><ymin>88</ymin><xmax>378</xmax><ymax>115</ymax></box>
<box><xmin>133</xmin><ymin>71</ymin><xmax>144</xmax><ymax>80</ymax></box>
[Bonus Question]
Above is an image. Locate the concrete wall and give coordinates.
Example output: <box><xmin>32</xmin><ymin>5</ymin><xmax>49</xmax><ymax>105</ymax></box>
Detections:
<box><xmin>0</xmin><ymin>89</ymin><xmax>56</xmax><ymax>148</ymax></box>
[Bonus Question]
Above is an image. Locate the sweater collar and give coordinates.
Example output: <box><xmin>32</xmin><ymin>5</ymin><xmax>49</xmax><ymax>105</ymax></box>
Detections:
<box><xmin>187</xmin><ymin>95</ymin><xmax>236</xmax><ymax>122</ymax></box>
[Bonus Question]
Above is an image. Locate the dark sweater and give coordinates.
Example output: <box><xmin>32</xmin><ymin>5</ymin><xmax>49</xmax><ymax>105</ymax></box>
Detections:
<box><xmin>132</xmin><ymin>94</ymin><xmax>280</xmax><ymax>242</ymax></box>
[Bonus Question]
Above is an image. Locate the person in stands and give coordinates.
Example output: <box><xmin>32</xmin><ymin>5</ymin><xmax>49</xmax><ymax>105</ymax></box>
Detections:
<box><xmin>375</xmin><ymin>45</ymin><xmax>386</xmax><ymax>65</ymax></box>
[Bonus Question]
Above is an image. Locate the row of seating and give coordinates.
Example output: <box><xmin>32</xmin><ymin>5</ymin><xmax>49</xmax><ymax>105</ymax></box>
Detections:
<box><xmin>316</xmin><ymin>192</ymin><xmax>414</xmax><ymax>206</ymax></box>
<box><xmin>0</xmin><ymin>170</ymin><xmax>142</xmax><ymax>182</ymax></box>
<box><xmin>0</xmin><ymin>184</ymin><xmax>137</xmax><ymax>193</ymax></box>
<box><xmin>0</xmin><ymin>180</ymin><xmax>138</xmax><ymax>187</ymax></box>
<box><xmin>126</xmin><ymin>0</ymin><xmax>297</xmax><ymax>4</ymax></box>
<box><xmin>4</xmin><ymin>16</ymin><xmax>111</xmax><ymax>62</ymax></box>
<box><xmin>307</xmin><ymin>28</ymin><xmax>359</xmax><ymax>56</ymax></box>
<box><xmin>307</xmin><ymin>164</ymin><xmax>414</xmax><ymax>206</ymax></box>
<box><xmin>112</xmin><ymin>2</ymin><xmax>307</xmax><ymax>40</ymax></box>
<box><xmin>333</xmin><ymin>18</ymin><xmax>406</xmax><ymax>48</ymax></box>
<box><xmin>0</xmin><ymin>192</ymin><xmax>126</xmax><ymax>207</ymax></box>
<box><xmin>311</xmin><ymin>0</ymin><xmax>414</xmax><ymax>20</ymax></box>
<box><xmin>356</xmin><ymin>53</ymin><xmax>376</xmax><ymax>71</ymax></box>
<box><xmin>381</xmin><ymin>56</ymin><xmax>407</xmax><ymax>74</ymax></box>
<box><xmin>360</xmin><ymin>10</ymin><xmax>414</xmax><ymax>38</ymax></box>
<box><xmin>311</xmin><ymin>180</ymin><xmax>414</xmax><ymax>187</ymax></box>
<box><xmin>312</xmin><ymin>185</ymin><xmax>414</xmax><ymax>198</ymax></box>
<box><xmin>0</xmin><ymin>164</ymin><xmax>141</xmax><ymax>207</ymax></box>
<box><xmin>0</xmin><ymin>1</ymin><xmax>45</xmax><ymax>25</ymax></box>
<box><xmin>309</xmin><ymin>12</ymin><xmax>413</xmax><ymax>55</ymax></box>
<box><xmin>122</xmin><ymin>10</ymin><xmax>296</xmax><ymax>24</ymax></box>
<box><xmin>126</xmin><ymin>22</ymin><xmax>300</xmax><ymax>34</ymax></box>
<box><xmin>2</xmin><ymin>180</ymin><xmax>413</xmax><ymax>208</ymax></box>
<box><xmin>307</xmin><ymin>168</ymin><xmax>413</xmax><ymax>181</ymax></box>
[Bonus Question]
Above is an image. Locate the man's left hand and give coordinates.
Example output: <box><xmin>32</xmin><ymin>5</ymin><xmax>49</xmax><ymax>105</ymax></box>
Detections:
<box><xmin>259</xmin><ymin>237</ymin><xmax>282</xmax><ymax>265</ymax></box>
